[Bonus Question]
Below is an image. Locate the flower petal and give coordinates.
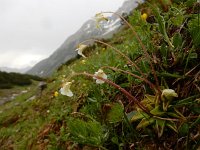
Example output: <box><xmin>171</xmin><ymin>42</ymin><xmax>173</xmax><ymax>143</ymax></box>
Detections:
<box><xmin>96</xmin><ymin>79</ymin><xmax>105</xmax><ymax>84</ymax></box>
<box><xmin>66</xmin><ymin>90</ymin><xmax>73</xmax><ymax>97</ymax></box>
<box><xmin>75</xmin><ymin>44</ymin><xmax>87</xmax><ymax>58</ymax></box>
<box><xmin>60</xmin><ymin>82</ymin><xmax>73</xmax><ymax>97</ymax></box>
<box><xmin>93</xmin><ymin>69</ymin><xmax>107</xmax><ymax>84</ymax></box>
<box><xmin>162</xmin><ymin>89</ymin><xmax>178</xmax><ymax>98</ymax></box>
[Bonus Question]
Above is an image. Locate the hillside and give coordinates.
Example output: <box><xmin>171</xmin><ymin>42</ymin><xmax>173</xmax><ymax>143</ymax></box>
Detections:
<box><xmin>0</xmin><ymin>71</ymin><xmax>44</xmax><ymax>106</ymax></box>
<box><xmin>0</xmin><ymin>71</ymin><xmax>43</xmax><ymax>89</ymax></box>
<box><xmin>0</xmin><ymin>0</ymin><xmax>200</xmax><ymax>149</ymax></box>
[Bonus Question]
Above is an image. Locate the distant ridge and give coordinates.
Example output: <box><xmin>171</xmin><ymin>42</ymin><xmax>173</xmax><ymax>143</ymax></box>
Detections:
<box><xmin>0</xmin><ymin>66</ymin><xmax>31</xmax><ymax>73</ymax></box>
<box><xmin>27</xmin><ymin>0</ymin><xmax>139</xmax><ymax>77</ymax></box>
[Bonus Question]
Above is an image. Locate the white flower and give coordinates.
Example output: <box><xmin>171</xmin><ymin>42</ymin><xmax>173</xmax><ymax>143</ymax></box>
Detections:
<box><xmin>60</xmin><ymin>82</ymin><xmax>73</xmax><ymax>97</ymax></box>
<box><xmin>94</xmin><ymin>13</ymin><xmax>109</xmax><ymax>28</ymax></box>
<box><xmin>93</xmin><ymin>69</ymin><xmax>107</xmax><ymax>84</ymax></box>
<box><xmin>161</xmin><ymin>89</ymin><xmax>178</xmax><ymax>101</ymax></box>
<box><xmin>161</xmin><ymin>89</ymin><xmax>178</xmax><ymax>111</ymax></box>
<box><xmin>75</xmin><ymin>44</ymin><xmax>87</xmax><ymax>58</ymax></box>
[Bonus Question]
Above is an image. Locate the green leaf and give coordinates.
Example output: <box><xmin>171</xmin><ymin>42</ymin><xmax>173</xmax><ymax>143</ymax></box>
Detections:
<box><xmin>140</xmin><ymin>60</ymin><xmax>150</xmax><ymax>73</ymax></box>
<box><xmin>179</xmin><ymin>123</ymin><xmax>189</xmax><ymax>136</ymax></box>
<box><xmin>191</xmin><ymin>106</ymin><xmax>200</xmax><ymax>114</ymax></box>
<box><xmin>145</xmin><ymin>94</ymin><xmax>156</xmax><ymax>103</ymax></box>
<box><xmin>158</xmin><ymin>72</ymin><xmax>183</xmax><ymax>78</ymax></box>
<box><xmin>188</xmin><ymin>52</ymin><xmax>198</xmax><ymax>59</ymax></box>
<box><xmin>107</xmin><ymin>103</ymin><xmax>124</xmax><ymax>123</ymax></box>
<box><xmin>170</xmin><ymin>14</ymin><xmax>184</xmax><ymax>27</ymax></box>
<box><xmin>155</xmin><ymin>119</ymin><xmax>166</xmax><ymax>137</ymax></box>
<box><xmin>185</xmin><ymin>0</ymin><xmax>197</xmax><ymax>7</ymax></box>
<box><xmin>173</xmin><ymin>33</ymin><xmax>183</xmax><ymax>49</ymax></box>
<box><xmin>150</xmin><ymin>106</ymin><xmax>165</xmax><ymax>116</ymax></box>
<box><xmin>190</xmin><ymin>117</ymin><xmax>200</xmax><ymax>128</ymax></box>
<box><xmin>111</xmin><ymin>136</ymin><xmax>119</xmax><ymax>145</ymax></box>
<box><xmin>167</xmin><ymin>112</ymin><xmax>181</xmax><ymax>119</ymax></box>
<box><xmin>88</xmin><ymin>97</ymin><xmax>97</xmax><ymax>103</ymax></box>
<box><xmin>166</xmin><ymin>121</ymin><xmax>178</xmax><ymax>133</ymax></box>
<box><xmin>188</xmin><ymin>15</ymin><xmax>200</xmax><ymax>47</ymax></box>
<box><xmin>175</xmin><ymin>95</ymin><xmax>199</xmax><ymax>106</ymax></box>
<box><xmin>131</xmin><ymin>111</ymin><xmax>149</xmax><ymax>122</ymax></box>
<box><xmin>160</xmin><ymin>44</ymin><xmax>168</xmax><ymax>64</ymax></box>
<box><xmin>126</xmin><ymin>111</ymin><xmax>137</xmax><ymax>121</ymax></box>
<box><xmin>68</xmin><ymin>119</ymin><xmax>107</xmax><ymax>146</ymax></box>
<box><xmin>136</xmin><ymin>118</ymin><xmax>155</xmax><ymax>129</ymax></box>
<box><xmin>151</xmin><ymin>5</ymin><xmax>174</xmax><ymax>48</ymax></box>
<box><xmin>174</xmin><ymin>108</ymin><xmax>186</xmax><ymax>120</ymax></box>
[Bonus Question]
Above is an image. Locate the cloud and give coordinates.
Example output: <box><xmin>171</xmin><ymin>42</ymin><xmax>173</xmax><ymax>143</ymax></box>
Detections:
<box><xmin>0</xmin><ymin>0</ymin><xmax>125</xmax><ymax>69</ymax></box>
<box><xmin>0</xmin><ymin>51</ymin><xmax>46</xmax><ymax>69</ymax></box>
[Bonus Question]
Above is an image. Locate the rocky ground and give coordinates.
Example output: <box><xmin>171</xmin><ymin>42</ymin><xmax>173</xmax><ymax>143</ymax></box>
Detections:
<box><xmin>0</xmin><ymin>88</ymin><xmax>28</xmax><ymax>106</ymax></box>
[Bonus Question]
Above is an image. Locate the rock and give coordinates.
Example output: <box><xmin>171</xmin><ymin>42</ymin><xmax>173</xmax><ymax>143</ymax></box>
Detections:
<box><xmin>36</xmin><ymin>82</ymin><xmax>47</xmax><ymax>97</ymax></box>
<box><xmin>27</xmin><ymin>96</ymin><xmax>36</xmax><ymax>102</ymax></box>
<box><xmin>21</xmin><ymin>90</ymin><xmax>28</xmax><ymax>94</ymax></box>
<box><xmin>14</xmin><ymin>102</ymin><xmax>20</xmax><ymax>106</ymax></box>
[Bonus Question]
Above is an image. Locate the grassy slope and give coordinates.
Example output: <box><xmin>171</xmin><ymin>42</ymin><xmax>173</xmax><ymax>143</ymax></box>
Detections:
<box><xmin>0</xmin><ymin>1</ymin><xmax>199</xmax><ymax>149</ymax></box>
<box><xmin>0</xmin><ymin>25</ymin><xmax>136</xmax><ymax>149</ymax></box>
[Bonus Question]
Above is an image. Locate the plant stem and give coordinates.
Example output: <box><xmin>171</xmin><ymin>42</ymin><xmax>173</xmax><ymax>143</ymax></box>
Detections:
<box><xmin>99</xmin><ymin>146</ymin><xmax>109</xmax><ymax>150</ymax></box>
<box><xmin>102</xmin><ymin>11</ymin><xmax>161</xmax><ymax>94</ymax></box>
<box><xmin>70</xmin><ymin>112</ymin><xmax>96</xmax><ymax>121</ymax></box>
<box><xmin>74</xmin><ymin>72</ymin><xmax>151</xmax><ymax>115</ymax></box>
<box><xmin>79</xmin><ymin>39</ymin><xmax>146</xmax><ymax>78</ymax></box>
<box><xmin>123</xmin><ymin>112</ymin><xmax>139</xmax><ymax>140</ymax></box>
<box><xmin>101</xmin><ymin>66</ymin><xmax>159</xmax><ymax>93</ymax></box>
<box><xmin>153</xmin><ymin>116</ymin><xmax>179</xmax><ymax>122</ymax></box>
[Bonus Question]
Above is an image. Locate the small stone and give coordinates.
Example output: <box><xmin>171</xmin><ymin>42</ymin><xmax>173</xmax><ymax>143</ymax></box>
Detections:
<box><xmin>44</xmin><ymin>139</ymin><xmax>49</xmax><ymax>143</ymax></box>
<box><xmin>14</xmin><ymin>102</ymin><xmax>20</xmax><ymax>106</ymax></box>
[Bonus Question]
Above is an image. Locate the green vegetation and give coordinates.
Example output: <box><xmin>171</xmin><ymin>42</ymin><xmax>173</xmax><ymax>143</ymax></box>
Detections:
<box><xmin>0</xmin><ymin>71</ymin><xmax>44</xmax><ymax>89</ymax></box>
<box><xmin>0</xmin><ymin>0</ymin><xmax>199</xmax><ymax>149</ymax></box>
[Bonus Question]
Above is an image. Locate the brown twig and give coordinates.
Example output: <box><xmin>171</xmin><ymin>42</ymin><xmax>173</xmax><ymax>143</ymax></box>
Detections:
<box><xmin>101</xmin><ymin>11</ymin><xmax>160</xmax><ymax>93</ymax></box>
<box><xmin>153</xmin><ymin>116</ymin><xmax>180</xmax><ymax>122</ymax></box>
<box><xmin>79</xmin><ymin>39</ymin><xmax>146</xmax><ymax>78</ymax></box>
<box><xmin>73</xmin><ymin>72</ymin><xmax>151</xmax><ymax>115</ymax></box>
<box><xmin>101</xmin><ymin>66</ymin><xmax>159</xmax><ymax>93</ymax></box>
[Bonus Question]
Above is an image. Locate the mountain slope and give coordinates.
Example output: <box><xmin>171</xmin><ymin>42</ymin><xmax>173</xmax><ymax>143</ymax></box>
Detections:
<box><xmin>0</xmin><ymin>1</ymin><xmax>199</xmax><ymax>149</ymax></box>
<box><xmin>27</xmin><ymin>0</ymin><xmax>139</xmax><ymax>77</ymax></box>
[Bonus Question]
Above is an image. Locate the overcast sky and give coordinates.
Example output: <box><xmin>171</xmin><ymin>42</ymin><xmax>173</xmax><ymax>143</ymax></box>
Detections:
<box><xmin>0</xmin><ymin>0</ymin><xmax>125</xmax><ymax>69</ymax></box>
